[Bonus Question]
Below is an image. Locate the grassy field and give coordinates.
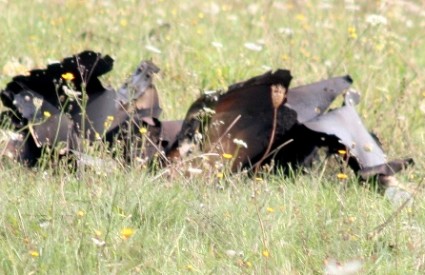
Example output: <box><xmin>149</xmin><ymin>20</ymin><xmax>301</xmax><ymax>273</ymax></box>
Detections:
<box><xmin>0</xmin><ymin>0</ymin><xmax>424</xmax><ymax>273</ymax></box>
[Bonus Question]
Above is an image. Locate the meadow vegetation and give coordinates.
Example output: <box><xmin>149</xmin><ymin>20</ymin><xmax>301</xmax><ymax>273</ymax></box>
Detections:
<box><xmin>0</xmin><ymin>0</ymin><xmax>424</xmax><ymax>273</ymax></box>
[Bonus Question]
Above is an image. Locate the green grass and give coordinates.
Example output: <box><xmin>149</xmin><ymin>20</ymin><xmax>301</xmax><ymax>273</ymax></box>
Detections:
<box><xmin>0</xmin><ymin>0</ymin><xmax>424</xmax><ymax>273</ymax></box>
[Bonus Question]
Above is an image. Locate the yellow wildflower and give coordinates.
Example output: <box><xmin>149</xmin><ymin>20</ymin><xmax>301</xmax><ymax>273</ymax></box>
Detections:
<box><xmin>139</xmin><ymin>127</ymin><xmax>148</xmax><ymax>135</ymax></box>
<box><xmin>217</xmin><ymin>172</ymin><xmax>224</xmax><ymax>179</ymax></box>
<box><xmin>61</xmin><ymin>72</ymin><xmax>75</xmax><ymax>81</ymax></box>
<box><xmin>348</xmin><ymin>26</ymin><xmax>357</xmax><ymax>39</ymax></box>
<box><xmin>43</xmin><ymin>111</ymin><xmax>51</xmax><ymax>118</ymax></box>
<box><xmin>266</xmin><ymin>207</ymin><xmax>275</xmax><ymax>213</ymax></box>
<box><xmin>337</xmin><ymin>173</ymin><xmax>348</xmax><ymax>180</ymax></box>
<box><xmin>77</xmin><ymin>210</ymin><xmax>85</xmax><ymax>217</ymax></box>
<box><xmin>245</xmin><ymin>261</ymin><xmax>252</xmax><ymax>268</ymax></box>
<box><xmin>120</xmin><ymin>227</ymin><xmax>135</xmax><ymax>240</ymax></box>
<box><xmin>262</xmin><ymin>249</ymin><xmax>270</xmax><ymax>258</ymax></box>
<box><xmin>295</xmin><ymin>14</ymin><xmax>306</xmax><ymax>22</ymax></box>
<box><xmin>221</xmin><ymin>4</ymin><xmax>231</xmax><ymax>12</ymax></box>
<box><xmin>222</xmin><ymin>153</ymin><xmax>233</xmax><ymax>159</ymax></box>
<box><xmin>29</xmin><ymin>250</ymin><xmax>39</xmax><ymax>257</ymax></box>
<box><xmin>281</xmin><ymin>54</ymin><xmax>289</xmax><ymax>62</ymax></box>
<box><xmin>120</xmin><ymin>19</ymin><xmax>128</xmax><ymax>27</ymax></box>
<box><xmin>94</xmin><ymin>229</ymin><xmax>102</xmax><ymax>237</ymax></box>
<box><xmin>186</xmin><ymin>264</ymin><xmax>194</xmax><ymax>271</ymax></box>
<box><xmin>104</xmin><ymin>116</ymin><xmax>114</xmax><ymax>129</ymax></box>
<box><xmin>338</xmin><ymin>149</ymin><xmax>347</xmax><ymax>155</ymax></box>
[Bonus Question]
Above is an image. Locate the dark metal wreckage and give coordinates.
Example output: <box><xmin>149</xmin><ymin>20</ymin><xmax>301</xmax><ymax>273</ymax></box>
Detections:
<box><xmin>0</xmin><ymin>51</ymin><xmax>413</xmax><ymax>186</ymax></box>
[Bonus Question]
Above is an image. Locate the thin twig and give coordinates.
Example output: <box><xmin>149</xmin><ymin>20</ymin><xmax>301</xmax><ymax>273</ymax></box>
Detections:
<box><xmin>254</xmin><ymin>108</ymin><xmax>278</xmax><ymax>174</ymax></box>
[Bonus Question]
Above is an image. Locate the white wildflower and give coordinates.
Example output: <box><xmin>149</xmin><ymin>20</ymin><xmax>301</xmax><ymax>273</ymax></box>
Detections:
<box><xmin>91</xmin><ymin>237</ymin><xmax>106</xmax><ymax>247</ymax></box>
<box><xmin>194</xmin><ymin>131</ymin><xmax>203</xmax><ymax>142</ymax></box>
<box><xmin>145</xmin><ymin>45</ymin><xmax>162</xmax><ymax>54</ymax></box>
<box><xmin>233</xmin><ymin>138</ymin><xmax>248</xmax><ymax>148</ymax></box>
<box><xmin>344</xmin><ymin>0</ymin><xmax>359</xmax><ymax>11</ymax></box>
<box><xmin>278</xmin><ymin>27</ymin><xmax>294</xmax><ymax>36</ymax></box>
<box><xmin>325</xmin><ymin>258</ymin><xmax>363</xmax><ymax>275</ymax></box>
<box><xmin>244</xmin><ymin>42</ymin><xmax>262</xmax><ymax>52</ymax></box>
<box><xmin>247</xmin><ymin>3</ymin><xmax>259</xmax><ymax>15</ymax></box>
<box><xmin>227</xmin><ymin>15</ymin><xmax>238</xmax><ymax>22</ymax></box>
<box><xmin>211</xmin><ymin>41</ymin><xmax>223</xmax><ymax>49</ymax></box>
<box><xmin>188</xmin><ymin>167</ymin><xmax>203</xmax><ymax>175</ymax></box>
<box><xmin>202</xmin><ymin>106</ymin><xmax>216</xmax><ymax>115</ymax></box>
<box><xmin>39</xmin><ymin>221</ymin><xmax>50</xmax><ymax>229</ymax></box>
<box><xmin>62</xmin><ymin>85</ymin><xmax>82</xmax><ymax>100</ymax></box>
<box><xmin>32</xmin><ymin>97</ymin><xmax>43</xmax><ymax>109</ymax></box>
<box><xmin>203</xmin><ymin>90</ymin><xmax>218</xmax><ymax>95</ymax></box>
<box><xmin>420</xmin><ymin>101</ymin><xmax>425</xmax><ymax>114</ymax></box>
<box><xmin>209</xmin><ymin>2</ymin><xmax>220</xmax><ymax>15</ymax></box>
<box><xmin>225</xmin><ymin>249</ymin><xmax>244</xmax><ymax>258</ymax></box>
<box><xmin>319</xmin><ymin>1</ymin><xmax>333</xmax><ymax>10</ymax></box>
<box><xmin>366</xmin><ymin>14</ymin><xmax>388</xmax><ymax>26</ymax></box>
<box><xmin>225</xmin><ymin>250</ymin><xmax>237</xmax><ymax>257</ymax></box>
<box><xmin>47</xmin><ymin>59</ymin><xmax>60</xmax><ymax>65</ymax></box>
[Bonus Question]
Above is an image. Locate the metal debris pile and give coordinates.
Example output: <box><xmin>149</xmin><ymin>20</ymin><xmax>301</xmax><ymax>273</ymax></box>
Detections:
<box><xmin>0</xmin><ymin>51</ymin><xmax>413</xmax><ymax>184</ymax></box>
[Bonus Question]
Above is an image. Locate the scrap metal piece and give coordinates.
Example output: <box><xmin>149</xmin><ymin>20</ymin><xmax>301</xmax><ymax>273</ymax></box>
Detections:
<box><xmin>0</xmin><ymin>51</ymin><xmax>162</xmax><ymax>166</ymax></box>
<box><xmin>1</xmin><ymin>51</ymin><xmax>114</xmax><ymax>115</ymax></box>
<box><xmin>286</xmin><ymin>75</ymin><xmax>352</xmax><ymax>123</ymax></box>
<box><xmin>117</xmin><ymin>60</ymin><xmax>161</xmax><ymax>116</ymax></box>
<box><xmin>302</xmin><ymin>90</ymin><xmax>413</xmax><ymax>178</ymax></box>
<box><xmin>167</xmin><ymin>70</ymin><xmax>295</xmax><ymax>171</ymax></box>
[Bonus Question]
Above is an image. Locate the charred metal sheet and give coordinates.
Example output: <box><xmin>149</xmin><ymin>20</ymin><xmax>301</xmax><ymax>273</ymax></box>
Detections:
<box><xmin>1</xmin><ymin>51</ymin><xmax>113</xmax><ymax>113</ymax></box>
<box><xmin>0</xmin><ymin>51</ymin><xmax>162</xmax><ymax>166</ymax></box>
<box><xmin>11</xmin><ymin>89</ymin><xmax>77</xmax><ymax>149</ymax></box>
<box><xmin>169</xmin><ymin>70</ymin><xmax>413</xmax><ymax>178</ymax></box>
<box><xmin>167</xmin><ymin>70</ymin><xmax>296</xmax><ymax>170</ymax></box>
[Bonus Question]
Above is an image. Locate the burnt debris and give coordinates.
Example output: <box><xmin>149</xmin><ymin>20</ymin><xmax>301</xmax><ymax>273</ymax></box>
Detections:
<box><xmin>0</xmin><ymin>51</ymin><xmax>167</xmax><ymax>166</ymax></box>
<box><xmin>0</xmin><ymin>51</ymin><xmax>413</xmax><ymax>182</ymax></box>
<box><xmin>168</xmin><ymin>70</ymin><xmax>413</xmax><ymax>179</ymax></box>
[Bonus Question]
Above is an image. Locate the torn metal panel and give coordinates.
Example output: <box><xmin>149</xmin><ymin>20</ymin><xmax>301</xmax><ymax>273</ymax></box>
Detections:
<box><xmin>31</xmin><ymin>114</ymin><xmax>79</xmax><ymax>150</ymax></box>
<box><xmin>1</xmin><ymin>51</ymin><xmax>113</xmax><ymax>113</ymax></box>
<box><xmin>286</xmin><ymin>75</ymin><xmax>352</xmax><ymax>123</ymax></box>
<box><xmin>303</xmin><ymin>103</ymin><xmax>388</xmax><ymax>169</ymax></box>
<box><xmin>12</xmin><ymin>90</ymin><xmax>60</xmax><ymax>121</ymax></box>
<box><xmin>117</xmin><ymin>60</ymin><xmax>161</xmax><ymax>115</ymax></box>
<box><xmin>72</xmin><ymin>88</ymin><xmax>118</xmax><ymax>140</ymax></box>
<box><xmin>0</xmin><ymin>51</ymin><xmax>162</xmax><ymax>166</ymax></box>
<box><xmin>11</xmin><ymin>89</ymin><xmax>78</xmax><ymax>150</ymax></box>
